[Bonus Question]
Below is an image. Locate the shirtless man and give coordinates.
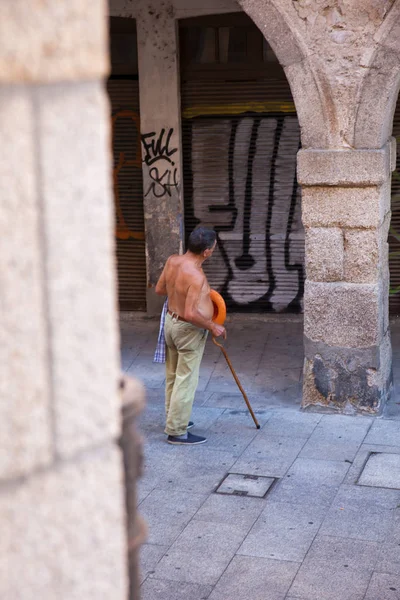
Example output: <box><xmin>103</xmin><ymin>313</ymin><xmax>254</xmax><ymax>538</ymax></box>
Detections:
<box><xmin>155</xmin><ymin>227</ymin><xmax>226</xmax><ymax>445</ymax></box>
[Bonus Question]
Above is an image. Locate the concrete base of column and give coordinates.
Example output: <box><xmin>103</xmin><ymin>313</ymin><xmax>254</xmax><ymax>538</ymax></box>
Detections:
<box><xmin>302</xmin><ymin>331</ymin><xmax>393</xmax><ymax>415</ymax></box>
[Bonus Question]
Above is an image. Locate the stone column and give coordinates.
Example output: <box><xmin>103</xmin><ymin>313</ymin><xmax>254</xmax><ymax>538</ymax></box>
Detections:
<box><xmin>136</xmin><ymin>6</ymin><xmax>184</xmax><ymax>315</ymax></box>
<box><xmin>0</xmin><ymin>1</ymin><xmax>129</xmax><ymax>597</ymax></box>
<box><xmin>299</xmin><ymin>142</ymin><xmax>395</xmax><ymax>414</ymax></box>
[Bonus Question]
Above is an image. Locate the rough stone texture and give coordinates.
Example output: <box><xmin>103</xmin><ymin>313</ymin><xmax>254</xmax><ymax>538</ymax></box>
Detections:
<box><xmin>358</xmin><ymin>452</ymin><xmax>400</xmax><ymax>489</ymax></box>
<box><xmin>344</xmin><ymin>229</ymin><xmax>380</xmax><ymax>283</ymax></box>
<box><xmin>390</xmin><ymin>135</ymin><xmax>397</xmax><ymax>172</ymax></box>
<box><xmin>284</xmin><ymin>59</ymin><xmax>329</xmax><ymax>149</ymax></box>
<box><xmin>298</xmin><ymin>148</ymin><xmax>391</xmax><ymax>187</ymax></box>
<box><xmin>0</xmin><ymin>445</ymin><xmax>127</xmax><ymax>600</ymax></box>
<box><xmin>354</xmin><ymin>44</ymin><xmax>400</xmax><ymax>149</ymax></box>
<box><xmin>239</xmin><ymin>0</ymin><xmax>400</xmax><ymax>148</ymax></box>
<box><xmin>0</xmin><ymin>0</ymin><xmax>109</xmax><ymax>82</ymax></box>
<box><xmin>304</xmin><ymin>281</ymin><xmax>381</xmax><ymax>348</ymax></box>
<box><xmin>37</xmin><ymin>82</ymin><xmax>121</xmax><ymax>458</ymax></box>
<box><xmin>0</xmin><ymin>87</ymin><xmax>52</xmax><ymax>479</ymax></box>
<box><xmin>136</xmin><ymin>5</ymin><xmax>184</xmax><ymax>314</ymax></box>
<box><xmin>301</xmin><ymin>184</ymin><xmax>389</xmax><ymax>229</ymax></box>
<box><xmin>305</xmin><ymin>227</ymin><xmax>343</xmax><ymax>282</ymax></box>
<box><xmin>364</xmin><ymin>573</ymin><xmax>400</xmax><ymax>600</ymax></box>
<box><xmin>302</xmin><ymin>330</ymin><xmax>392</xmax><ymax>413</ymax></box>
<box><xmin>209</xmin><ymin>555</ymin><xmax>299</xmax><ymax>600</ymax></box>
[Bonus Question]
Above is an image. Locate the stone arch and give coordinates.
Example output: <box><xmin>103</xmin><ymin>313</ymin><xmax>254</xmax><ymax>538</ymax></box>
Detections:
<box><xmin>354</xmin><ymin>1</ymin><xmax>400</xmax><ymax>148</ymax></box>
<box><xmin>237</xmin><ymin>0</ymin><xmax>335</xmax><ymax>148</ymax></box>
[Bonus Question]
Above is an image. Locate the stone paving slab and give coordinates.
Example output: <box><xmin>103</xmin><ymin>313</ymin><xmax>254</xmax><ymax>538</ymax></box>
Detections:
<box><xmin>208</xmin><ymin>555</ymin><xmax>299</xmax><ymax>600</ymax></box>
<box><xmin>320</xmin><ymin>485</ymin><xmax>400</xmax><ymax>542</ymax></box>
<box><xmin>153</xmin><ymin>520</ymin><xmax>246</xmax><ymax>585</ymax></box>
<box><xmin>140</xmin><ymin>444</ymin><xmax>238</xmax><ymax>495</ymax></box>
<box><xmin>141</xmin><ymin>578</ymin><xmax>213</xmax><ymax>600</ymax></box>
<box><xmin>363</xmin><ymin>419</ymin><xmax>400</xmax><ymax>446</ymax></box>
<box><xmin>310</xmin><ymin>533</ymin><xmax>379</xmax><ymax>567</ymax></box>
<box><xmin>288</xmin><ymin>561</ymin><xmax>372</xmax><ymax>600</ymax></box>
<box><xmin>139</xmin><ymin>489</ymin><xmax>208</xmax><ymax>545</ymax></box>
<box><xmin>238</xmin><ymin>501</ymin><xmax>326</xmax><ymax>562</ymax></box>
<box><xmin>261</xmin><ymin>410</ymin><xmax>322</xmax><ymax>439</ymax></box>
<box><xmin>118</xmin><ymin>318</ymin><xmax>400</xmax><ymax>598</ymax></box>
<box><xmin>358</xmin><ymin>452</ymin><xmax>400</xmax><ymax>489</ymax></box>
<box><xmin>192</xmin><ymin>493</ymin><xmax>266</xmax><ymax>534</ymax></box>
<box><xmin>203</xmin><ymin>389</ymin><xmax>302</xmax><ymax>410</ymax></box>
<box><xmin>364</xmin><ymin>572</ymin><xmax>400</xmax><ymax>600</ymax></box>
<box><xmin>299</xmin><ymin>438</ymin><xmax>362</xmax><ymax>463</ymax></box>
<box><xmin>344</xmin><ymin>443</ymin><xmax>400</xmax><ymax>485</ymax></box>
<box><xmin>231</xmin><ymin>434</ymin><xmax>306</xmax><ymax>478</ymax></box>
<box><xmin>140</xmin><ymin>544</ymin><xmax>168</xmax><ymax>584</ymax></box>
<box><xmin>376</xmin><ymin>542</ymin><xmax>400</xmax><ymax>576</ymax></box>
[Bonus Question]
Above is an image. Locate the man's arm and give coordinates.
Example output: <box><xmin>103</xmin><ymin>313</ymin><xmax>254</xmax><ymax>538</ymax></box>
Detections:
<box><xmin>184</xmin><ymin>277</ymin><xmax>225</xmax><ymax>337</ymax></box>
<box><xmin>155</xmin><ymin>261</ymin><xmax>168</xmax><ymax>296</ymax></box>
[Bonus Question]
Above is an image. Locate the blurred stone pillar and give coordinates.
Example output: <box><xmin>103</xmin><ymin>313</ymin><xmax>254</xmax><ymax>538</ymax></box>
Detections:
<box><xmin>0</xmin><ymin>1</ymin><xmax>132</xmax><ymax>597</ymax></box>
<box><xmin>120</xmin><ymin>377</ymin><xmax>147</xmax><ymax>600</ymax></box>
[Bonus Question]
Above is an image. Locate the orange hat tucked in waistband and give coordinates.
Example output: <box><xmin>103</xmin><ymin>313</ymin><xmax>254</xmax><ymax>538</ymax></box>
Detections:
<box><xmin>210</xmin><ymin>289</ymin><xmax>226</xmax><ymax>325</ymax></box>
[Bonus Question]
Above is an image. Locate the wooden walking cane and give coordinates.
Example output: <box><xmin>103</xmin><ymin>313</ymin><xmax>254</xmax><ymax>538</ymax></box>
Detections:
<box><xmin>210</xmin><ymin>290</ymin><xmax>260</xmax><ymax>430</ymax></box>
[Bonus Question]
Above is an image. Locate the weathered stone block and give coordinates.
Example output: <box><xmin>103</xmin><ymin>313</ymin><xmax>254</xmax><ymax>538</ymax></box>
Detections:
<box><xmin>0</xmin><ymin>445</ymin><xmax>128</xmax><ymax>599</ymax></box>
<box><xmin>284</xmin><ymin>60</ymin><xmax>329</xmax><ymax>149</ymax></box>
<box><xmin>305</xmin><ymin>227</ymin><xmax>343</xmax><ymax>282</ymax></box>
<box><xmin>37</xmin><ymin>82</ymin><xmax>120</xmax><ymax>458</ymax></box>
<box><xmin>0</xmin><ymin>0</ymin><xmax>108</xmax><ymax>82</ymax></box>
<box><xmin>302</xmin><ymin>185</ymin><xmax>389</xmax><ymax>229</ymax></box>
<box><xmin>354</xmin><ymin>46</ymin><xmax>400</xmax><ymax>149</ymax></box>
<box><xmin>304</xmin><ymin>281</ymin><xmax>380</xmax><ymax>347</ymax></box>
<box><xmin>298</xmin><ymin>147</ymin><xmax>390</xmax><ymax>186</ymax></box>
<box><xmin>344</xmin><ymin>230</ymin><xmax>379</xmax><ymax>283</ymax></box>
<box><xmin>302</xmin><ymin>331</ymin><xmax>392</xmax><ymax>414</ymax></box>
<box><xmin>0</xmin><ymin>87</ymin><xmax>52</xmax><ymax>479</ymax></box>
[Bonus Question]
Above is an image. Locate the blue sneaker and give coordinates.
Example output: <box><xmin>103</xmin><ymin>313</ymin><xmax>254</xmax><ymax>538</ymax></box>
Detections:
<box><xmin>167</xmin><ymin>432</ymin><xmax>207</xmax><ymax>445</ymax></box>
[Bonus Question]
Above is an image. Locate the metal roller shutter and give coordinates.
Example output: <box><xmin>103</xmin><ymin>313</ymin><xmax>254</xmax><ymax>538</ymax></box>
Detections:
<box><xmin>107</xmin><ymin>78</ymin><xmax>146</xmax><ymax>311</ymax></box>
<box><xmin>182</xmin><ymin>77</ymin><xmax>304</xmax><ymax>313</ymax></box>
<box><xmin>390</xmin><ymin>101</ymin><xmax>400</xmax><ymax>315</ymax></box>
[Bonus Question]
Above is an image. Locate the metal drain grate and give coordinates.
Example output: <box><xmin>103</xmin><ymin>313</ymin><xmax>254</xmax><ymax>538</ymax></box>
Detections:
<box><xmin>216</xmin><ymin>473</ymin><xmax>277</xmax><ymax>498</ymax></box>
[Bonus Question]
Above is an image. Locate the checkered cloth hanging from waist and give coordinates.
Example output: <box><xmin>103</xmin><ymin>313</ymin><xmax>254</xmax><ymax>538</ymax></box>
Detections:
<box><xmin>153</xmin><ymin>299</ymin><xmax>168</xmax><ymax>363</ymax></box>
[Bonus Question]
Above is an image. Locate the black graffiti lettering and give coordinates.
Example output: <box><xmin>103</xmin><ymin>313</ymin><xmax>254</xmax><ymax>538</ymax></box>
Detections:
<box><xmin>235</xmin><ymin>118</ymin><xmax>261</xmax><ymax>271</ymax></box>
<box><xmin>142</xmin><ymin>128</ymin><xmax>178</xmax><ymax>166</ymax></box>
<box><xmin>186</xmin><ymin>114</ymin><xmax>304</xmax><ymax>312</ymax></box>
<box><xmin>145</xmin><ymin>166</ymin><xmax>178</xmax><ymax>198</ymax></box>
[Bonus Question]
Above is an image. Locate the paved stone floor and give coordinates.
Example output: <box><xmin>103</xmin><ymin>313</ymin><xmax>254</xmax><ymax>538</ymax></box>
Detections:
<box><xmin>122</xmin><ymin>315</ymin><xmax>400</xmax><ymax>600</ymax></box>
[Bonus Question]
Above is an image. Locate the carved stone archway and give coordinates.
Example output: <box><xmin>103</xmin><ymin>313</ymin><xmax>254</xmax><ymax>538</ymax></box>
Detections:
<box><xmin>238</xmin><ymin>0</ymin><xmax>400</xmax><ymax>413</ymax></box>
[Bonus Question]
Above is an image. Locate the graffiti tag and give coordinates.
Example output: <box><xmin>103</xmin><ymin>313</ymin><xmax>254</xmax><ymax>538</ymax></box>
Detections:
<box><xmin>142</xmin><ymin>128</ymin><xmax>179</xmax><ymax>198</ymax></box>
<box><xmin>142</xmin><ymin>128</ymin><xmax>177</xmax><ymax>166</ymax></box>
<box><xmin>145</xmin><ymin>165</ymin><xmax>179</xmax><ymax>198</ymax></box>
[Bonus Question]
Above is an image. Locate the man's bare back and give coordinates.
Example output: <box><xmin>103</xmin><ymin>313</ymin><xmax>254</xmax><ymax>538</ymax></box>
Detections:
<box><xmin>156</xmin><ymin>242</ymin><xmax>225</xmax><ymax>338</ymax></box>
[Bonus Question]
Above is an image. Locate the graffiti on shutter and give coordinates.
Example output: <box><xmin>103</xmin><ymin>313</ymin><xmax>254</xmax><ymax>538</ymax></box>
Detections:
<box><xmin>184</xmin><ymin>114</ymin><xmax>304</xmax><ymax>313</ymax></box>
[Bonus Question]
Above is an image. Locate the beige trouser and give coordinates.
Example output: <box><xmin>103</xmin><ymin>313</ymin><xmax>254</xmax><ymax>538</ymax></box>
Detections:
<box><xmin>164</xmin><ymin>312</ymin><xmax>208</xmax><ymax>436</ymax></box>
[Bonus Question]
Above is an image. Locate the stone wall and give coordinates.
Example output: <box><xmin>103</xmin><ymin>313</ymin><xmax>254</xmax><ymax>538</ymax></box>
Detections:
<box><xmin>0</xmin><ymin>1</ymin><xmax>129</xmax><ymax>597</ymax></box>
